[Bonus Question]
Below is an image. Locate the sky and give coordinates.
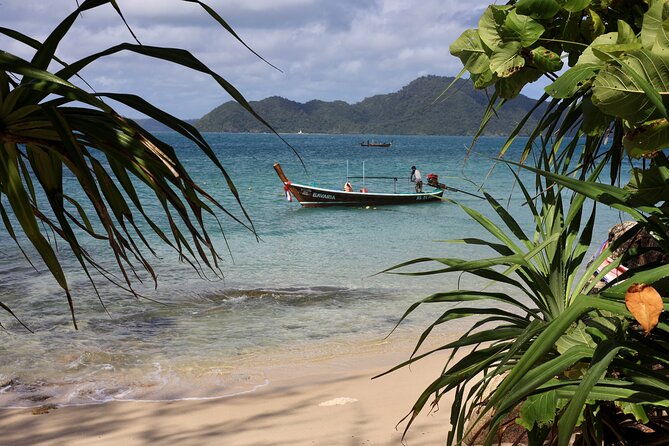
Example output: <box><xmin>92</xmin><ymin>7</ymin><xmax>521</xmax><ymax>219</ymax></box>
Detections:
<box><xmin>2</xmin><ymin>0</ymin><xmax>548</xmax><ymax>119</ymax></box>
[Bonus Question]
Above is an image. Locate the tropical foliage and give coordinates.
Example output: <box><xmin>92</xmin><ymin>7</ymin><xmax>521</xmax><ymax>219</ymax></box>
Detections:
<box><xmin>388</xmin><ymin>0</ymin><xmax>669</xmax><ymax>444</ymax></box>
<box><xmin>0</xmin><ymin>0</ymin><xmax>278</xmax><ymax>328</ymax></box>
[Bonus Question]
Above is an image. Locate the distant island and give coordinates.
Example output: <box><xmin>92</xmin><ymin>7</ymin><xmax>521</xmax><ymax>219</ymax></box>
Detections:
<box><xmin>192</xmin><ymin>75</ymin><xmax>544</xmax><ymax>136</ymax></box>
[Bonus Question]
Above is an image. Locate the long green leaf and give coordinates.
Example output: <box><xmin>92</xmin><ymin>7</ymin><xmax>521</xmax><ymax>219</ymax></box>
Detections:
<box><xmin>557</xmin><ymin>342</ymin><xmax>622</xmax><ymax>446</ymax></box>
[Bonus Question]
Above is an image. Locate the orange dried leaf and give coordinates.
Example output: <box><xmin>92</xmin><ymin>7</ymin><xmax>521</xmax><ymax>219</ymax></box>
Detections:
<box><xmin>625</xmin><ymin>283</ymin><xmax>664</xmax><ymax>334</ymax></box>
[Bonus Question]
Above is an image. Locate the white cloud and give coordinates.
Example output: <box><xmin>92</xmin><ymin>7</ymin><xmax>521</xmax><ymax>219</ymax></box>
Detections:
<box><xmin>1</xmin><ymin>0</ymin><xmax>545</xmax><ymax>119</ymax></box>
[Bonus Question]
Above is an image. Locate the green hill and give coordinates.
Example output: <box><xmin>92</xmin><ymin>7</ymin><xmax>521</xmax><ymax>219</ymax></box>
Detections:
<box><xmin>195</xmin><ymin>75</ymin><xmax>543</xmax><ymax>135</ymax></box>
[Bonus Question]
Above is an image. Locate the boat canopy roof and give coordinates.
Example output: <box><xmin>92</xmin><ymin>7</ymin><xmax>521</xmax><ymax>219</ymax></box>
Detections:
<box><xmin>346</xmin><ymin>176</ymin><xmax>399</xmax><ymax>180</ymax></box>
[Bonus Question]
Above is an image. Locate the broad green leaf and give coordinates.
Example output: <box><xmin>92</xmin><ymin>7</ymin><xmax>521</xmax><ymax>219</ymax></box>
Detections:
<box><xmin>478</xmin><ymin>5</ymin><xmax>510</xmax><ymax>50</ymax></box>
<box><xmin>497</xmin><ymin>67</ymin><xmax>541</xmax><ymax>98</ymax></box>
<box><xmin>449</xmin><ymin>29</ymin><xmax>490</xmax><ymax>74</ymax></box>
<box><xmin>641</xmin><ymin>0</ymin><xmax>669</xmax><ymax>50</ymax></box>
<box><xmin>472</xmin><ymin>69</ymin><xmax>496</xmax><ymax>89</ymax></box>
<box><xmin>581</xmin><ymin>8</ymin><xmax>605</xmax><ymax>42</ymax></box>
<box><xmin>502</xmin><ymin>10</ymin><xmax>545</xmax><ymax>47</ymax></box>
<box><xmin>655</xmin><ymin>19</ymin><xmax>669</xmax><ymax>54</ymax></box>
<box><xmin>591</xmin><ymin>42</ymin><xmax>644</xmax><ymax>59</ymax></box>
<box><xmin>624</xmin><ymin>164</ymin><xmax>669</xmax><ymax>205</ymax></box>
<box><xmin>0</xmin><ymin>52</ymin><xmax>114</xmax><ymax>113</ymax></box>
<box><xmin>531</xmin><ymin>46</ymin><xmax>563</xmax><ymax>72</ymax></box>
<box><xmin>616</xmin><ymin>19</ymin><xmax>637</xmax><ymax>45</ymax></box>
<box><xmin>515</xmin><ymin>0</ymin><xmax>561</xmax><ymax>20</ymax></box>
<box><xmin>581</xmin><ymin>95</ymin><xmax>612</xmax><ymax>135</ymax></box>
<box><xmin>555</xmin><ymin>321</ymin><xmax>596</xmax><ymax>354</ymax></box>
<box><xmin>617</xmin><ymin>402</ymin><xmax>650</xmax><ymax>424</ymax></box>
<box><xmin>577</xmin><ymin>32</ymin><xmax>618</xmax><ymax>66</ymax></box>
<box><xmin>489</xmin><ymin>41</ymin><xmax>525</xmax><ymax>78</ymax></box>
<box><xmin>545</xmin><ymin>64</ymin><xmax>598</xmax><ymax>98</ymax></box>
<box><xmin>563</xmin><ymin>0</ymin><xmax>591</xmax><ymax>13</ymax></box>
<box><xmin>592</xmin><ymin>49</ymin><xmax>669</xmax><ymax>123</ymax></box>
<box><xmin>623</xmin><ymin>117</ymin><xmax>669</xmax><ymax>157</ymax></box>
<box><xmin>517</xmin><ymin>380</ymin><xmax>567</xmax><ymax>430</ymax></box>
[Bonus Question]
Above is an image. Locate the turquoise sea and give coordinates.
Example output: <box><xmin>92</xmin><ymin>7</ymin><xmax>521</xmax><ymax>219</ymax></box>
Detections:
<box><xmin>0</xmin><ymin>133</ymin><xmax>627</xmax><ymax>407</ymax></box>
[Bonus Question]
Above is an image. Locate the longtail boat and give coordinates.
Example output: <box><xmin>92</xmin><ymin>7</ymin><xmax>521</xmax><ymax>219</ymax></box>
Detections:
<box><xmin>273</xmin><ymin>163</ymin><xmax>443</xmax><ymax>207</ymax></box>
<box><xmin>360</xmin><ymin>141</ymin><xmax>392</xmax><ymax>147</ymax></box>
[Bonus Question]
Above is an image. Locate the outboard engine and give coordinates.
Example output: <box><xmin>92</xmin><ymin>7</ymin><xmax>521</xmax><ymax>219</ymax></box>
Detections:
<box><xmin>427</xmin><ymin>173</ymin><xmax>446</xmax><ymax>189</ymax></box>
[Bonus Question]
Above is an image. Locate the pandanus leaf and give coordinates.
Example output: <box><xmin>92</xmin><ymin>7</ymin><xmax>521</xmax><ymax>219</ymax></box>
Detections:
<box><xmin>0</xmin><ymin>0</ymin><xmax>287</xmax><ymax>328</ymax></box>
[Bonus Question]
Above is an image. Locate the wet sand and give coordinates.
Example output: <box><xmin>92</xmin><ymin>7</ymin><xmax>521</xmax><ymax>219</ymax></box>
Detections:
<box><xmin>2</xmin><ymin>339</ymin><xmax>454</xmax><ymax>445</ymax></box>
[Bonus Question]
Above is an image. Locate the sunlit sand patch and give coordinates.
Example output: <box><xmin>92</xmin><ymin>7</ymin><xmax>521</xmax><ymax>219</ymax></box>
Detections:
<box><xmin>318</xmin><ymin>397</ymin><xmax>358</xmax><ymax>407</ymax></box>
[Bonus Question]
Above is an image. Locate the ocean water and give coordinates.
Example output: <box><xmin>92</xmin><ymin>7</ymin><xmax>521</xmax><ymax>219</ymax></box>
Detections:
<box><xmin>0</xmin><ymin>133</ymin><xmax>627</xmax><ymax>408</ymax></box>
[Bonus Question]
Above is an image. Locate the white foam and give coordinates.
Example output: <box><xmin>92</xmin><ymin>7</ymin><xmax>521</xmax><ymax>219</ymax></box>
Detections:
<box><xmin>0</xmin><ymin>379</ymin><xmax>271</xmax><ymax>409</ymax></box>
<box><xmin>318</xmin><ymin>397</ymin><xmax>358</xmax><ymax>407</ymax></box>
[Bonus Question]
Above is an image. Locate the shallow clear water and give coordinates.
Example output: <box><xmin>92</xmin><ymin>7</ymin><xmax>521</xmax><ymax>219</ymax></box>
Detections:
<box><xmin>0</xmin><ymin>133</ymin><xmax>628</xmax><ymax>407</ymax></box>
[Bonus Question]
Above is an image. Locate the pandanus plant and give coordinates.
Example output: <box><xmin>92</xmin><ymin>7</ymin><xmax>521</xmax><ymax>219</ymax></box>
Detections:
<box><xmin>389</xmin><ymin>0</ymin><xmax>669</xmax><ymax>444</ymax></box>
<box><xmin>0</xmin><ymin>0</ymin><xmax>288</xmax><ymax>328</ymax></box>
<box><xmin>384</xmin><ymin>153</ymin><xmax>669</xmax><ymax>445</ymax></box>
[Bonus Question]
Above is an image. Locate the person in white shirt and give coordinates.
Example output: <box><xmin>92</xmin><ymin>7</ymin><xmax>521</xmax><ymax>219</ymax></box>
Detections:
<box><xmin>410</xmin><ymin>166</ymin><xmax>423</xmax><ymax>192</ymax></box>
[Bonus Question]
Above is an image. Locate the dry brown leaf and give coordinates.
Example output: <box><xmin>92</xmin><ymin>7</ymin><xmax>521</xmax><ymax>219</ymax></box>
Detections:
<box><xmin>625</xmin><ymin>283</ymin><xmax>664</xmax><ymax>334</ymax></box>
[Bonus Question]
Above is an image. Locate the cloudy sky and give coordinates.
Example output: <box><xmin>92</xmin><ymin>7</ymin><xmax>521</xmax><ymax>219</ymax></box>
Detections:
<box><xmin>3</xmin><ymin>0</ymin><xmax>547</xmax><ymax>119</ymax></box>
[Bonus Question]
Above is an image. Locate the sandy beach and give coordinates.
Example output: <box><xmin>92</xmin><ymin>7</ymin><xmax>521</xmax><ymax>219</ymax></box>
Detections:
<box><xmin>2</xmin><ymin>337</ymin><xmax>454</xmax><ymax>445</ymax></box>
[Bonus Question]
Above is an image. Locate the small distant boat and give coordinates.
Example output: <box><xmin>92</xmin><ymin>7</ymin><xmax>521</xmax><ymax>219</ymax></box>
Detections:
<box><xmin>274</xmin><ymin>163</ymin><xmax>443</xmax><ymax>207</ymax></box>
<box><xmin>360</xmin><ymin>140</ymin><xmax>392</xmax><ymax>147</ymax></box>
<box><xmin>297</xmin><ymin>130</ymin><xmax>303</xmax><ymax>134</ymax></box>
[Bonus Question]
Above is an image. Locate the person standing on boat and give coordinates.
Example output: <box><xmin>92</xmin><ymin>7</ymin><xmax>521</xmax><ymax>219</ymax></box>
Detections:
<box><xmin>410</xmin><ymin>166</ymin><xmax>423</xmax><ymax>193</ymax></box>
<box><xmin>344</xmin><ymin>181</ymin><xmax>353</xmax><ymax>192</ymax></box>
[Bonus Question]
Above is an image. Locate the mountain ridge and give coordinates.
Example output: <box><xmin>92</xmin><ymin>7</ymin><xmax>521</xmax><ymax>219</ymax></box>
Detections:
<box><xmin>195</xmin><ymin>75</ymin><xmax>544</xmax><ymax>136</ymax></box>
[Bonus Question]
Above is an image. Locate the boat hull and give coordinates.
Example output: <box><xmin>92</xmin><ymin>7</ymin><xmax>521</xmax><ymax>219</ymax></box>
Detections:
<box><xmin>287</xmin><ymin>183</ymin><xmax>443</xmax><ymax>207</ymax></box>
<box><xmin>274</xmin><ymin>163</ymin><xmax>443</xmax><ymax>207</ymax></box>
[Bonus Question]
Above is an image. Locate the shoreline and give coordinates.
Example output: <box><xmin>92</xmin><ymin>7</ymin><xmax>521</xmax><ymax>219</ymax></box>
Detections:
<box><xmin>3</xmin><ymin>334</ymin><xmax>456</xmax><ymax>445</ymax></box>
